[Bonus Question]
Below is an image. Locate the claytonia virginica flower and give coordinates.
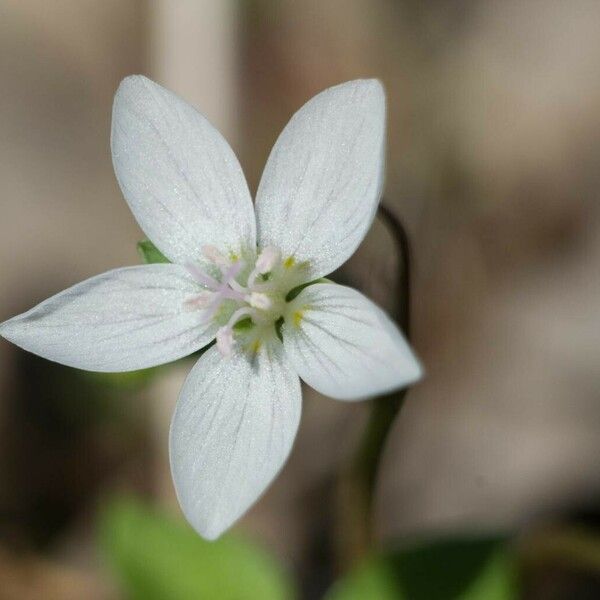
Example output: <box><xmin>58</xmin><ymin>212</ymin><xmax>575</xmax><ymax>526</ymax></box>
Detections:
<box><xmin>0</xmin><ymin>76</ymin><xmax>422</xmax><ymax>539</ymax></box>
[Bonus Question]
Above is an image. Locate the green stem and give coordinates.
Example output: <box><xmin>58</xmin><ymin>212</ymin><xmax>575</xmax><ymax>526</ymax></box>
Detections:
<box><xmin>334</xmin><ymin>203</ymin><xmax>413</xmax><ymax>570</ymax></box>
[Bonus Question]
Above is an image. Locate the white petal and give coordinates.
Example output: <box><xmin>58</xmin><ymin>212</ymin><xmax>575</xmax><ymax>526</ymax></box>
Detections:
<box><xmin>0</xmin><ymin>265</ymin><xmax>214</xmax><ymax>372</ymax></box>
<box><xmin>283</xmin><ymin>283</ymin><xmax>422</xmax><ymax>400</ymax></box>
<box><xmin>112</xmin><ymin>75</ymin><xmax>256</xmax><ymax>264</ymax></box>
<box><xmin>255</xmin><ymin>79</ymin><xmax>386</xmax><ymax>279</ymax></box>
<box><xmin>169</xmin><ymin>344</ymin><xmax>301</xmax><ymax>540</ymax></box>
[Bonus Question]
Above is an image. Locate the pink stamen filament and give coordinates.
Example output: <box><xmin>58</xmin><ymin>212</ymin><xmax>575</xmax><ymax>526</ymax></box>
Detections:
<box><xmin>227</xmin><ymin>278</ymin><xmax>248</xmax><ymax>294</ymax></box>
<box><xmin>184</xmin><ymin>259</ymin><xmax>246</xmax><ymax>322</ymax></box>
<box><xmin>226</xmin><ymin>306</ymin><xmax>254</xmax><ymax>330</ymax></box>
<box><xmin>216</xmin><ymin>306</ymin><xmax>256</xmax><ymax>356</ymax></box>
<box><xmin>185</xmin><ymin>262</ymin><xmax>220</xmax><ymax>289</ymax></box>
<box><xmin>184</xmin><ymin>248</ymin><xmax>285</xmax><ymax>357</ymax></box>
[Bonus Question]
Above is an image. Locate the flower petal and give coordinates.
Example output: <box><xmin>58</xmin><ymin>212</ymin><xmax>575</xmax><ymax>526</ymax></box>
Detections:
<box><xmin>112</xmin><ymin>75</ymin><xmax>256</xmax><ymax>264</ymax></box>
<box><xmin>169</xmin><ymin>344</ymin><xmax>301</xmax><ymax>540</ymax></box>
<box><xmin>255</xmin><ymin>79</ymin><xmax>386</xmax><ymax>279</ymax></box>
<box><xmin>283</xmin><ymin>283</ymin><xmax>422</xmax><ymax>400</ymax></box>
<box><xmin>0</xmin><ymin>265</ymin><xmax>215</xmax><ymax>371</ymax></box>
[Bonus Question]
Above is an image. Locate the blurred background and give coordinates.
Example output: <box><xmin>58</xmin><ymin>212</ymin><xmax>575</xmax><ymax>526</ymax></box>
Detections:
<box><xmin>1</xmin><ymin>1</ymin><xmax>600</xmax><ymax>598</ymax></box>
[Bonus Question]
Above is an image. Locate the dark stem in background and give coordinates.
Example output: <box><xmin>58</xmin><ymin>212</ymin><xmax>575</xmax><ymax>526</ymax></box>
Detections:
<box><xmin>334</xmin><ymin>201</ymin><xmax>413</xmax><ymax>571</ymax></box>
<box><xmin>377</xmin><ymin>203</ymin><xmax>411</xmax><ymax>335</ymax></box>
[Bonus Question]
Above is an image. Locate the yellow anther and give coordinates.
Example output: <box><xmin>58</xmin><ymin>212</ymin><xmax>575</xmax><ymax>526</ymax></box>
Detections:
<box><xmin>293</xmin><ymin>310</ymin><xmax>304</xmax><ymax>328</ymax></box>
<box><xmin>283</xmin><ymin>256</ymin><xmax>296</xmax><ymax>269</ymax></box>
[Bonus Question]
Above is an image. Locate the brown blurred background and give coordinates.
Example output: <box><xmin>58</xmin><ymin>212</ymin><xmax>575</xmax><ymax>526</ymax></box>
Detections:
<box><xmin>1</xmin><ymin>0</ymin><xmax>600</xmax><ymax>598</ymax></box>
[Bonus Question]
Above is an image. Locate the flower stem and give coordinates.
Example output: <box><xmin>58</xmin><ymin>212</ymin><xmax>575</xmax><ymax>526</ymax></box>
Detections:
<box><xmin>334</xmin><ymin>203</ymin><xmax>412</xmax><ymax>570</ymax></box>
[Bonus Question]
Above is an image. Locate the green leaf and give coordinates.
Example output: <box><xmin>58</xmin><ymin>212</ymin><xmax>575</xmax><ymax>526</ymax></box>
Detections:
<box><xmin>99</xmin><ymin>496</ymin><xmax>295</xmax><ymax>600</ymax></box>
<box><xmin>462</xmin><ymin>550</ymin><xmax>516</xmax><ymax>600</ymax></box>
<box><xmin>137</xmin><ymin>240</ymin><xmax>170</xmax><ymax>264</ymax></box>
<box><xmin>326</xmin><ymin>559</ymin><xmax>398</xmax><ymax>600</ymax></box>
<box><xmin>325</xmin><ymin>536</ymin><xmax>517</xmax><ymax>600</ymax></box>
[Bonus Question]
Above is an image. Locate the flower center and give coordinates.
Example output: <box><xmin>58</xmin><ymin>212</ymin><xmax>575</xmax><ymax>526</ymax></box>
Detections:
<box><xmin>184</xmin><ymin>245</ymin><xmax>308</xmax><ymax>356</ymax></box>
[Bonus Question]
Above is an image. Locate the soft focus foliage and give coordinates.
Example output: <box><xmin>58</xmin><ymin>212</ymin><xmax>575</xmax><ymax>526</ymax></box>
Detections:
<box><xmin>326</xmin><ymin>536</ymin><xmax>517</xmax><ymax>600</ymax></box>
<box><xmin>99</xmin><ymin>497</ymin><xmax>294</xmax><ymax>600</ymax></box>
<box><xmin>100</xmin><ymin>498</ymin><xmax>519</xmax><ymax>599</ymax></box>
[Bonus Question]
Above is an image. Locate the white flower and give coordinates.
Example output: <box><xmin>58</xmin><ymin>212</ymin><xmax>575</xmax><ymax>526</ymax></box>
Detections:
<box><xmin>0</xmin><ymin>76</ymin><xmax>422</xmax><ymax>539</ymax></box>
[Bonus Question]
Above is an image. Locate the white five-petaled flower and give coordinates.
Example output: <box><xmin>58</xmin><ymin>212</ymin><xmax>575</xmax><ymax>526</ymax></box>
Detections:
<box><xmin>0</xmin><ymin>76</ymin><xmax>422</xmax><ymax>539</ymax></box>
